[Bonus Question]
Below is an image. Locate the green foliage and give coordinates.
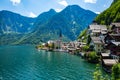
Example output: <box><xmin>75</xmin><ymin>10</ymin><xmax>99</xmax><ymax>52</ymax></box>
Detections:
<box><xmin>87</xmin><ymin>34</ymin><xmax>91</xmax><ymax>45</ymax></box>
<box><xmin>112</xmin><ymin>63</ymin><xmax>120</xmax><ymax>80</ymax></box>
<box><xmin>0</xmin><ymin>34</ymin><xmax>24</xmax><ymax>45</ymax></box>
<box><xmin>93</xmin><ymin>64</ymin><xmax>110</xmax><ymax>80</ymax></box>
<box><xmin>88</xmin><ymin>51</ymin><xmax>99</xmax><ymax>62</ymax></box>
<box><xmin>93</xmin><ymin>61</ymin><xmax>120</xmax><ymax>80</ymax></box>
<box><xmin>82</xmin><ymin>45</ymin><xmax>89</xmax><ymax>52</ymax></box>
<box><xmin>0</xmin><ymin>5</ymin><xmax>97</xmax><ymax>45</ymax></box>
<box><xmin>84</xmin><ymin>51</ymin><xmax>99</xmax><ymax>63</ymax></box>
<box><xmin>95</xmin><ymin>0</ymin><xmax>120</xmax><ymax>25</ymax></box>
<box><xmin>19</xmin><ymin>5</ymin><xmax>96</xmax><ymax>44</ymax></box>
<box><xmin>36</xmin><ymin>44</ymin><xmax>44</xmax><ymax>49</ymax></box>
<box><xmin>78</xmin><ymin>29</ymin><xmax>87</xmax><ymax>39</ymax></box>
<box><xmin>0</xmin><ymin>10</ymin><xmax>35</xmax><ymax>34</ymax></box>
<box><xmin>78</xmin><ymin>29</ymin><xmax>88</xmax><ymax>43</ymax></box>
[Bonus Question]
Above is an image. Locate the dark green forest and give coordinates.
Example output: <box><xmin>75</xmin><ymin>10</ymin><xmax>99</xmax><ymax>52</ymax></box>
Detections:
<box><xmin>95</xmin><ymin>0</ymin><xmax>120</xmax><ymax>25</ymax></box>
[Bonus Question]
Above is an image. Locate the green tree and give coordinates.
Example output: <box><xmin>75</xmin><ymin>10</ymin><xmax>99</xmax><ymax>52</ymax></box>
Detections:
<box><xmin>93</xmin><ymin>64</ymin><xmax>110</xmax><ymax>80</ymax></box>
<box><xmin>95</xmin><ymin>0</ymin><xmax>120</xmax><ymax>25</ymax></box>
<box><xmin>88</xmin><ymin>51</ymin><xmax>99</xmax><ymax>63</ymax></box>
<box><xmin>48</xmin><ymin>43</ymin><xmax>55</xmax><ymax>50</ymax></box>
<box><xmin>87</xmin><ymin>34</ymin><xmax>91</xmax><ymax>45</ymax></box>
<box><xmin>82</xmin><ymin>45</ymin><xmax>89</xmax><ymax>52</ymax></box>
<box><xmin>112</xmin><ymin>63</ymin><xmax>120</xmax><ymax>80</ymax></box>
<box><xmin>78</xmin><ymin>29</ymin><xmax>87</xmax><ymax>42</ymax></box>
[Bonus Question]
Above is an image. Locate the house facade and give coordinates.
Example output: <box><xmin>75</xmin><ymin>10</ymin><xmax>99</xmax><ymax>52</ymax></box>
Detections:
<box><xmin>88</xmin><ymin>24</ymin><xmax>107</xmax><ymax>53</ymax></box>
<box><xmin>90</xmin><ymin>37</ymin><xmax>104</xmax><ymax>53</ymax></box>
<box><xmin>111</xmin><ymin>23</ymin><xmax>120</xmax><ymax>34</ymax></box>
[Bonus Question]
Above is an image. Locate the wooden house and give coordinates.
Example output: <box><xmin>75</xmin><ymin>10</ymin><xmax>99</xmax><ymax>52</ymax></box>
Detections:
<box><xmin>111</xmin><ymin>23</ymin><xmax>120</xmax><ymax>34</ymax></box>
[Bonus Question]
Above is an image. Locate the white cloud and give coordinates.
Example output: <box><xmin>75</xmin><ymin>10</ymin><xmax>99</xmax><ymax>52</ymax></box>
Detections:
<box><xmin>55</xmin><ymin>9</ymin><xmax>62</xmax><ymax>12</ymax></box>
<box><xmin>10</xmin><ymin>0</ymin><xmax>21</xmax><ymax>6</ymax></box>
<box><xmin>84</xmin><ymin>0</ymin><xmax>97</xmax><ymax>3</ymax></box>
<box><xmin>95</xmin><ymin>12</ymin><xmax>100</xmax><ymax>14</ymax></box>
<box><xmin>58</xmin><ymin>0</ymin><xmax>68</xmax><ymax>7</ymax></box>
<box><xmin>29</xmin><ymin>12</ymin><xmax>37</xmax><ymax>18</ymax></box>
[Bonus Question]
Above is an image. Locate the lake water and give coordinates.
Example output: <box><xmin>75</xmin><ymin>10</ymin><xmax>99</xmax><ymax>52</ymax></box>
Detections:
<box><xmin>0</xmin><ymin>45</ymin><xmax>96</xmax><ymax>80</ymax></box>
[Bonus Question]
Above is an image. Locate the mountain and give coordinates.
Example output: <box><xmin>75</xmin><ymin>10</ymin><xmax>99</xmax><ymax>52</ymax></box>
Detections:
<box><xmin>0</xmin><ymin>10</ymin><xmax>36</xmax><ymax>35</ymax></box>
<box><xmin>95</xmin><ymin>0</ymin><xmax>120</xmax><ymax>25</ymax></box>
<box><xmin>0</xmin><ymin>5</ymin><xmax>97</xmax><ymax>45</ymax></box>
<box><xmin>18</xmin><ymin>5</ymin><xmax>97</xmax><ymax>44</ymax></box>
<box><xmin>34</xmin><ymin>9</ymin><xmax>57</xmax><ymax>27</ymax></box>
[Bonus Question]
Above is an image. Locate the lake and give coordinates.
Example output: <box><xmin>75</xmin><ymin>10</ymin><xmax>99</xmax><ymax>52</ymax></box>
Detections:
<box><xmin>0</xmin><ymin>45</ymin><xmax>96</xmax><ymax>80</ymax></box>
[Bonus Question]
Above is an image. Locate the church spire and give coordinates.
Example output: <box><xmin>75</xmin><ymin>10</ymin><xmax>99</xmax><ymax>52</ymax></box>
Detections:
<box><xmin>59</xmin><ymin>29</ymin><xmax>62</xmax><ymax>38</ymax></box>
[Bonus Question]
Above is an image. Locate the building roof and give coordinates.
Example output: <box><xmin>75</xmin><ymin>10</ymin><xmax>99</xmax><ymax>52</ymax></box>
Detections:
<box><xmin>91</xmin><ymin>37</ymin><xmax>100</xmax><ymax>40</ymax></box>
<box><xmin>111</xmin><ymin>23</ymin><xmax>120</xmax><ymax>27</ymax></box>
<box><xmin>91</xmin><ymin>37</ymin><xmax>103</xmax><ymax>44</ymax></box>
<box><xmin>103</xmin><ymin>59</ymin><xmax>118</xmax><ymax>66</ymax></box>
<box><xmin>110</xmin><ymin>34</ymin><xmax>120</xmax><ymax>36</ymax></box>
<box><xmin>89</xmin><ymin>24</ymin><xmax>107</xmax><ymax>34</ymax></box>
<box><xmin>89</xmin><ymin>25</ymin><xmax>107</xmax><ymax>30</ymax></box>
<box><xmin>92</xmin><ymin>30</ymin><xmax>101</xmax><ymax>33</ymax></box>
<box><xmin>111</xmin><ymin>41</ymin><xmax>120</xmax><ymax>46</ymax></box>
<box><xmin>89</xmin><ymin>25</ymin><xmax>101</xmax><ymax>30</ymax></box>
<box><xmin>101</xmin><ymin>31</ymin><xmax>107</xmax><ymax>34</ymax></box>
<box><xmin>101</xmin><ymin>53</ymin><xmax>110</xmax><ymax>57</ymax></box>
<box><xmin>99</xmin><ymin>25</ymin><xmax>107</xmax><ymax>30</ymax></box>
<box><xmin>109</xmin><ymin>34</ymin><xmax>120</xmax><ymax>41</ymax></box>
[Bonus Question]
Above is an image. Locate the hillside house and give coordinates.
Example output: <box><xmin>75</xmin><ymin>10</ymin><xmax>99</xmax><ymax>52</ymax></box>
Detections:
<box><xmin>111</xmin><ymin>23</ymin><xmax>120</xmax><ymax>34</ymax></box>
<box><xmin>90</xmin><ymin>37</ymin><xmax>104</xmax><ymax>53</ymax></box>
<box><xmin>104</xmin><ymin>33</ymin><xmax>120</xmax><ymax>44</ymax></box>
<box><xmin>88</xmin><ymin>24</ymin><xmax>107</xmax><ymax>37</ymax></box>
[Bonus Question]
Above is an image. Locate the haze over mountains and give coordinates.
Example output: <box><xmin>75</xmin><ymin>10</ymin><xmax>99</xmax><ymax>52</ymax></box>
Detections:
<box><xmin>0</xmin><ymin>5</ymin><xmax>97</xmax><ymax>45</ymax></box>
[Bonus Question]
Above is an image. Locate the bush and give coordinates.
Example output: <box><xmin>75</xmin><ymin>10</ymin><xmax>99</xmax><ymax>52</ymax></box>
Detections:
<box><xmin>112</xmin><ymin>63</ymin><xmax>120</xmax><ymax>80</ymax></box>
<box><xmin>85</xmin><ymin>51</ymin><xmax>99</xmax><ymax>63</ymax></box>
<box><xmin>93</xmin><ymin>64</ymin><xmax>110</xmax><ymax>80</ymax></box>
<box><xmin>82</xmin><ymin>45</ymin><xmax>89</xmax><ymax>52</ymax></box>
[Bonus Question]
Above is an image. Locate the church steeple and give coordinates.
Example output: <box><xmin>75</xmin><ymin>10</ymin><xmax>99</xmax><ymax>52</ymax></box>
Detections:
<box><xmin>59</xmin><ymin>29</ymin><xmax>62</xmax><ymax>38</ymax></box>
<box><xmin>59</xmin><ymin>29</ymin><xmax>62</xmax><ymax>49</ymax></box>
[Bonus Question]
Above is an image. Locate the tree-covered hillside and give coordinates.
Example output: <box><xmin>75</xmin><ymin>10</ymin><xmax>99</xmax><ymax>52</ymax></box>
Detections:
<box><xmin>18</xmin><ymin>5</ymin><xmax>97</xmax><ymax>44</ymax></box>
<box><xmin>0</xmin><ymin>5</ymin><xmax>97</xmax><ymax>45</ymax></box>
<box><xmin>0</xmin><ymin>10</ymin><xmax>35</xmax><ymax>34</ymax></box>
<box><xmin>95</xmin><ymin>0</ymin><xmax>120</xmax><ymax>25</ymax></box>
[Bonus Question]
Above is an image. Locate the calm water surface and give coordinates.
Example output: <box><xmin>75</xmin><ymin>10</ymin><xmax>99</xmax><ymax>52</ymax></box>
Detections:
<box><xmin>0</xmin><ymin>45</ymin><xmax>96</xmax><ymax>80</ymax></box>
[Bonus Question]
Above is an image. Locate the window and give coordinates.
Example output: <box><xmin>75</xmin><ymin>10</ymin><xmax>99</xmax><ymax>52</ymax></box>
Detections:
<box><xmin>98</xmin><ymin>45</ymin><xmax>100</xmax><ymax>47</ymax></box>
<box><xmin>98</xmin><ymin>49</ymin><xmax>101</xmax><ymax>52</ymax></box>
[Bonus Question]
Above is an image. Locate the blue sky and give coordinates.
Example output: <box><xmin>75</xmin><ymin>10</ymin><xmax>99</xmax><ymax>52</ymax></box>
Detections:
<box><xmin>0</xmin><ymin>0</ymin><xmax>113</xmax><ymax>17</ymax></box>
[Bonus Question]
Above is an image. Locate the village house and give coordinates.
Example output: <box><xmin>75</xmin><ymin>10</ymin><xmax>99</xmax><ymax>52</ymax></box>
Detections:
<box><xmin>88</xmin><ymin>24</ymin><xmax>107</xmax><ymax>37</ymax></box>
<box><xmin>87</xmin><ymin>24</ymin><xmax>107</xmax><ymax>53</ymax></box>
<box><xmin>53</xmin><ymin>40</ymin><xmax>61</xmax><ymax>49</ymax></box>
<box><xmin>104</xmin><ymin>23</ymin><xmax>120</xmax><ymax>59</ymax></box>
<box><xmin>90</xmin><ymin>37</ymin><xmax>104</xmax><ymax>53</ymax></box>
<box><xmin>106</xmin><ymin>41</ymin><xmax>120</xmax><ymax>57</ymax></box>
<box><xmin>111</xmin><ymin>23</ymin><xmax>120</xmax><ymax>34</ymax></box>
<box><xmin>98</xmin><ymin>22</ymin><xmax>120</xmax><ymax>72</ymax></box>
<box><xmin>61</xmin><ymin>42</ymin><xmax>68</xmax><ymax>50</ymax></box>
<box><xmin>104</xmin><ymin>34</ymin><xmax>120</xmax><ymax>44</ymax></box>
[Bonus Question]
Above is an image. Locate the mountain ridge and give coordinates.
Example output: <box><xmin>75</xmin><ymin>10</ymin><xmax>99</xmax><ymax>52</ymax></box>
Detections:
<box><xmin>0</xmin><ymin>10</ymin><xmax>36</xmax><ymax>34</ymax></box>
<box><xmin>0</xmin><ymin>5</ymin><xmax>97</xmax><ymax>45</ymax></box>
